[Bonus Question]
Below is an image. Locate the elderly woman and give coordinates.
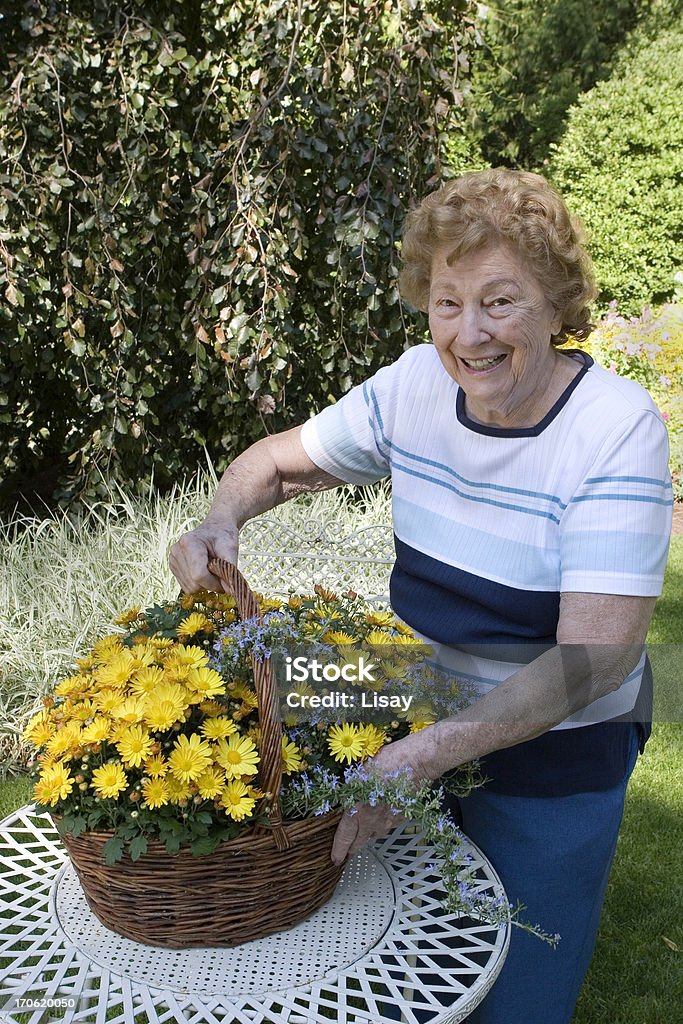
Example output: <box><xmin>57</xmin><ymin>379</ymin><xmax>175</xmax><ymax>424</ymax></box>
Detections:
<box><xmin>170</xmin><ymin>169</ymin><xmax>672</xmax><ymax>1023</ymax></box>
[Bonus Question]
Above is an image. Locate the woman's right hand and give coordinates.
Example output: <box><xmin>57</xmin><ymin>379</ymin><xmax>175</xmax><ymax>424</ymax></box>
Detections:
<box><xmin>168</xmin><ymin>516</ymin><xmax>240</xmax><ymax>594</ymax></box>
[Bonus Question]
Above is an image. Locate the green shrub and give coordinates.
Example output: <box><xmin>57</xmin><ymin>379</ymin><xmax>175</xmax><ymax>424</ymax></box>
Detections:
<box><xmin>549</xmin><ymin>23</ymin><xmax>683</xmax><ymax>313</ymax></box>
<box><xmin>467</xmin><ymin>0</ymin><xmax>646</xmax><ymax>169</ymax></box>
<box><xmin>0</xmin><ymin>0</ymin><xmax>479</xmax><ymax>511</ymax></box>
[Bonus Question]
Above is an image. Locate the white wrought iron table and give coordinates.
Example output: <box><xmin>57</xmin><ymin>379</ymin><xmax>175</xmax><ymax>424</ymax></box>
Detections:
<box><xmin>0</xmin><ymin>805</ymin><xmax>508</xmax><ymax>1024</ymax></box>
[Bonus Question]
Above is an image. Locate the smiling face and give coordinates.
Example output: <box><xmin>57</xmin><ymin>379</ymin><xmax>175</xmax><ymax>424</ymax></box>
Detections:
<box><xmin>428</xmin><ymin>242</ymin><xmax>565</xmax><ymax>428</ymax></box>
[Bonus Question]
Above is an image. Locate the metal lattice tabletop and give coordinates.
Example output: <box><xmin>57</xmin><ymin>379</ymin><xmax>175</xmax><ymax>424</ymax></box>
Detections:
<box><xmin>0</xmin><ymin>805</ymin><xmax>509</xmax><ymax>1024</ymax></box>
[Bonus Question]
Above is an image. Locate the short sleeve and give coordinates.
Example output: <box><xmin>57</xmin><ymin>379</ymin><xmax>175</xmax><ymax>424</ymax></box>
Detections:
<box><xmin>300</xmin><ymin>367</ymin><xmax>396</xmax><ymax>485</ymax></box>
<box><xmin>560</xmin><ymin>410</ymin><xmax>673</xmax><ymax>596</ymax></box>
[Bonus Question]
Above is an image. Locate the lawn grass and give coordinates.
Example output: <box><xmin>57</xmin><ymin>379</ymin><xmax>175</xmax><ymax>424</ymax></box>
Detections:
<box><xmin>0</xmin><ymin>489</ymin><xmax>680</xmax><ymax>1024</ymax></box>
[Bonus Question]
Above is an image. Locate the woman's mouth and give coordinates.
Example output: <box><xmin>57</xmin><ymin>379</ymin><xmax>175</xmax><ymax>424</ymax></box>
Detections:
<box><xmin>460</xmin><ymin>354</ymin><xmax>507</xmax><ymax>373</ymax></box>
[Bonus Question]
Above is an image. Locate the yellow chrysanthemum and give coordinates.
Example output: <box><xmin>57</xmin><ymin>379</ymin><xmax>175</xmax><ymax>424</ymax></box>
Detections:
<box><xmin>142</xmin><ymin>777</ymin><xmax>171</xmax><ymax>809</ymax></box>
<box><xmin>176</xmin><ymin>613</ymin><xmax>215</xmax><ymax>640</ymax></box>
<box><xmin>221</xmin><ymin>780</ymin><xmax>257</xmax><ymax>821</ymax></box>
<box><xmin>67</xmin><ymin>699</ymin><xmax>98</xmax><ymax>723</ymax></box>
<box><xmin>365</xmin><ymin>629</ymin><xmax>394</xmax><ymax>646</ymax></box>
<box><xmin>168</xmin><ymin>645</ymin><xmax>208</xmax><ymax>669</ymax></box>
<box><xmin>111</xmin><ymin>695</ymin><xmax>145</xmax><ymax>724</ymax></box>
<box><xmin>143</xmin><ymin>754</ymin><xmax>168</xmax><ymax>777</ymax></box>
<box><xmin>46</xmin><ymin>722</ymin><xmax>82</xmax><ymax>759</ymax></box>
<box><xmin>322</xmin><ymin>630</ymin><xmax>357</xmax><ymax>645</ymax></box>
<box><xmin>80</xmin><ymin>716</ymin><xmax>113</xmax><ymax>744</ymax></box>
<box><xmin>97</xmin><ymin>651</ymin><xmax>137</xmax><ymax>688</ymax></box>
<box><xmin>214</xmin><ymin>735</ymin><xmax>260</xmax><ymax>779</ymax></box>
<box><xmin>186</xmin><ymin>665</ymin><xmax>225</xmax><ymax>701</ymax></box>
<box><xmin>199</xmin><ymin>699</ymin><xmax>227</xmax><ymax>717</ymax></box>
<box><xmin>392</xmin><ymin>633</ymin><xmax>425</xmax><ymax>646</ymax></box>
<box><xmin>94</xmin><ymin>688</ymin><xmax>128</xmax><ymax>715</ymax></box>
<box><xmin>281</xmin><ymin>737</ymin><xmax>303</xmax><ymax>774</ymax></box>
<box><xmin>113</xmin><ymin>607</ymin><xmax>141</xmax><ymax>626</ymax></box>
<box><xmin>357</xmin><ymin>724</ymin><xmax>387</xmax><ymax>758</ymax></box>
<box><xmin>34</xmin><ymin>762</ymin><xmax>74</xmax><ymax>806</ymax></box>
<box><xmin>116</xmin><ymin>724</ymin><xmax>155</xmax><ymax>767</ymax></box>
<box><xmin>409</xmin><ymin>721</ymin><xmax>433</xmax><ymax>733</ymax></box>
<box><xmin>92</xmin><ymin>635</ymin><xmax>125</xmax><ymax>662</ymax></box>
<box><xmin>54</xmin><ymin>674</ymin><xmax>88</xmax><ymax>697</ymax></box>
<box><xmin>141</xmin><ymin>682</ymin><xmax>190</xmax><ymax>731</ymax></box>
<box><xmin>22</xmin><ymin>709</ymin><xmax>52</xmax><ymax>746</ymax></box>
<box><xmin>130</xmin><ymin>666</ymin><xmax>165</xmax><ymax>697</ymax></box>
<box><xmin>257</xmin><ymin>596</ymin><xmax>283</xmax><ymax>613</ymax></box>
<box><xmin>168</xmin><ymin>733</ymin><xmax>214</xmax><ymax>783</ymax></box>
<box><xmin>195</xmin><ymin>765</ymin><xmax>225</xmax><ymax>799</ymax></box>
<box><xmin>287</xmin><ymin>595</ymin><xmax>303</xmax><ymax>610</ymax></box>
<box><xmin>200</xmin><ymin>716</ymin><xmax>238</xmax><ymax>741</ymax></box>
<box><xmin>75</xmin><ymin>654</ymin><xmax>96</xmax><ymax>671</ymax></box>
<box><xmin>364</xmin><ymin>610</ymin><xmax>396</xmax><ymax>628</ymax></box>
<box><xmin>165</xmin><ymin>774</ymin><xmax>192</xmax><ymax>803</ymax></box>
<box><xmin>327</xmin><ymin>723</ymin><xmax>365</xmax><ymax>764</ymax></box>
<box><xmin>91</xmin><ymin>762</ymin><xmax>128</xmax><ymax>799</ymax></box>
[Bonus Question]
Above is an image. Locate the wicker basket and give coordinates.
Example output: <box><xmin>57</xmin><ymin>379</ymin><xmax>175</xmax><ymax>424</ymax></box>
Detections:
<box><xmin>55</xmin><ymin>559</ymin><xmax>345</xmax><ymax>949</ymax></box>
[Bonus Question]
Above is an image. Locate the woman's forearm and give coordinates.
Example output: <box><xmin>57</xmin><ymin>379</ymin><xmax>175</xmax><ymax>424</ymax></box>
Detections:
<box><xmin>425</xmin><ymin>641</ymin><xmax>643</xmax><ymax>778</ymax></box>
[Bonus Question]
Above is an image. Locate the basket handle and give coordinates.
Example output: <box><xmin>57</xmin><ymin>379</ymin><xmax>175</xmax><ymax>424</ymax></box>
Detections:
<box><xmin>208</xmin><ymin>558</ymin><xmax>290</xmax><ymax>852</ymax></box>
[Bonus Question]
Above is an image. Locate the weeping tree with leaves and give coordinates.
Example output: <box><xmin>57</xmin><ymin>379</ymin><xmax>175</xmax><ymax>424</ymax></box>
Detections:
<box><xmin>0</xmin><ymin>0</ymin><xmax>480</xmax><ymax>510</ymax></box>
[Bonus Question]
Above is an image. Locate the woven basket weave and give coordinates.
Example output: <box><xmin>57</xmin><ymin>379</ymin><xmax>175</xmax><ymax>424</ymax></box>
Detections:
<box><xmin>56</xmin><ymin>559</ymin><xmax>345</xmax><ymax>949</ymax></box>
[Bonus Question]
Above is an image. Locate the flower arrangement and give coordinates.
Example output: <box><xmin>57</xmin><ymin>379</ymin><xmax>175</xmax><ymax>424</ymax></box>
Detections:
<box><xmin>21</xmin><ymin>583</ymin><xmax>546</xmax><ymax>936</ymax></box>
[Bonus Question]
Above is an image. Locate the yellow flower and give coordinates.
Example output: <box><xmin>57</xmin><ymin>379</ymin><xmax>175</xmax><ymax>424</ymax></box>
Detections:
<box><xmin>34</xmin><ymin>762</ymin><xmax>74</xmax><ymax>806</ymax></box>
<box><xmin>97</xmin><ymin>650</ymin><xmax>137</xmax><ymax>688</ymax></box>
<box><xmin>95</xmin><ymin>689</ymin><xmax>129</xmax><ymax>715</ymax></box>
<box><xmin>141</xmin><ymin>682</ymin><xmax>189</xmax><ymax>731</ymax></box>
<box><xmin>287</xmin><ymin>595</ymin><xmax>302</xmax><ymax>610</ymax></box>
<box><xmin>54</xmin><ymin>674</ymin><xmax>88</xmax><ymax>697</ymax></box>
<box><xmin>365</xmin><ymin>629</ymin><xmax>393</xmax><ymax>646</ymax></box>
<box><xmin>195</xmin><ymin>766</ymin><xmax>225</xmax><ymax>799</ymax></box>
<box><xmin>200</xmin><ymin>716</ymin><xmax>238</xmax><ymax>741</ymax></box>
<box><xmin>168</xmin><ymin>645</ymin><xmax>208</xmax><ymax>669</ymax></box>
<box><xmin>176</xmin><ymin>613</ymin><xmax>215</xmax><ymax>640</ymax></box>
<box><xmin>142</xmin><ymin>777</ymin><xmax>171</xmax><ymax>809</ymax></box>
<box><xmin>113</xmin><ymin>607</ymin><xmax>141</xmax><ymax>626</ymax></box>
<box><xmin>221</xmin><ymin>780</ymin><xmax>257</xmax><ymax>821</ymax></box>
<box><xmin>214</xmin><ymin>735</ymin><xmax>260</xmax><ymax>778</ymax></box>
<box><xmin>92</xmin><ymin>762</ymin><xmax>128</xmax><ymax>799</ymax></box>
<box><xmin>322</xmin><ymin>630</ymin><xmax>357</xmax><ymax>645</ymax></box>
<box><xmin>168</xmin><ymin>733</ymin><xmax>214</xmax><ymax>783</ymax></box>
<box><xmin>111</xmin><ymin>696</ymin><xmax>144</xmax><ymax>724</ymax></box>
<box><xmin>81</xmin><ymin>716</ymin><xmax>113</xmax><ymax>744</ymax></box>
<box><xmin>409</xmin><ymin>721</ymin><xmax>433</xmax><ymax>733</ymax></box>
<box><xmin>92</xmin><ymin>635</ymin><xmax>125</xmax><ymax>662</ymax></box>
<box><xmin>46</xmin><ymin>722</ymin><xmax>82</xmax><ymax>759</ymax></box>
<box><xmin>364</xmin><ymin>610</ymin><xmax>396</xmax><ymax>628</ymax></box>
<box><xmin>165</xmin><ymin>774</ymin><xmax>192</xmax><ymax>803</ymax></box>
<box><xmin>143</xmin><ymin>754</ymin><xmax>168</xmax><ymax>777</ymax></box>
<box><xmin>357</xmin><ymin>724</ymin><xmax>387</xmax><ymax>758</ymax></box>
<box><xmin>186</xmin><ymin>665</ymin><xmax>225</xmax><ymax>700</ymax></box>
<box><xmin>314</xmin><ymin>584</ymin><xmax>338</xmax><ymax>602</ymax></box>
<box><xmin>22</xmin><ymin>710</ymin><xmax>53</xmax><ymax>747</ymax></box>
<box><xmin>130</xmin><ymin>666</ymin><xmax>165</xmax><ymax>697</ymax></box>
<box><xmin>199</xmin><ymin>699</ymin><xmax>227</xmax><ymax>717</ymax></box>
<box><xmin>327</xmin><ymin>723</ymin><xmax>365</xmax><ymax>764</ymax></box>
<box><xmin>116</xmin><ymin>724</ymin><xmax>155</xmax><ymax>767</ymax></box>
<box><xmin>282</xmin><ymin>737</ymin><xmax>303</xmax><ymax>774</ymax></box>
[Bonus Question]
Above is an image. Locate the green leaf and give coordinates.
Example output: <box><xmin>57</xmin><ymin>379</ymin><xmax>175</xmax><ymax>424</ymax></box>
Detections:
<box><xmin>129</xmin><ymin>835</ymin><xmax>149</xmax><ymax>861</ymax></box>
<box><xmin>102</xmin><ymin>836</ymin><xmax>125</xmax><ymax>866</ymax></box>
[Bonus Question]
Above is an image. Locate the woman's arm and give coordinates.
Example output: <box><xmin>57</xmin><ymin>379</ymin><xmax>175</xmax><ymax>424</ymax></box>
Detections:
<box><xmin>331</xmin><ymin>590</ymin><xmax>656</xmax><ymax>863</ymax></box>
<box><xmin>169</xmin><ymin>426</ymin><xmax>343</xmax><ymax>593</ymax></box>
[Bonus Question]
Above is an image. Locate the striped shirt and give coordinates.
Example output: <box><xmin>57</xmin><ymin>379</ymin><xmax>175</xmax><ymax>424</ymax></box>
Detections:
<box><xmin>300</xmin><ymin>344</ymin><xmax>672</xmax><ymax>791</ymax></box>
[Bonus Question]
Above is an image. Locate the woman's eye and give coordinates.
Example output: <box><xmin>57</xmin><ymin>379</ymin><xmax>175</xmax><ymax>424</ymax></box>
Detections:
<box><xmin>490</xmin><ymin>297</ymin><xmax>512</xmax><ymax>307</ymax></box>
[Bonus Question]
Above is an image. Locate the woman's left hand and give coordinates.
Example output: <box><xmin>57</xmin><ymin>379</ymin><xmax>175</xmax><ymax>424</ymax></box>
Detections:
<box><xmin>330</xmin><ymin>729</ymin><xmax>440</xmax><ymax>865</ymax></box>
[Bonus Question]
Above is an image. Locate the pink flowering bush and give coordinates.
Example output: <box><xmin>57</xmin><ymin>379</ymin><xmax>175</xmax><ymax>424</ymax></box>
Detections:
<box><xmin>576</xmin><ymin>301</ymin><xmax>683</xmax><ymax>498</ymax></box>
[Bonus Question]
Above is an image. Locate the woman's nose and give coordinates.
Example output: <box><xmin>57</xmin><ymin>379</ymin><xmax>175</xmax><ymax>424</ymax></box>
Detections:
<box><xmin>455</xmin><ymin>307</ymin><xmax>489</xmax><ymax>348</ymax></box>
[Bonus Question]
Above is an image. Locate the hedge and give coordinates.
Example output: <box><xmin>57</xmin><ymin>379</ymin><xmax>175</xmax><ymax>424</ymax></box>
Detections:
<box><xmin>466</xmin><ymin>0</ymin><xmax>645</xmax><ymax>169</ymax></box>
<box><xmin>549</xmin><ymin>21</ymin><xmax>683</xmax><ymax>312</ymax></box>
<box><xmin>0</xmin><ymin>0</ymin><xmax>479</xmax><ymax>511</ymax></box>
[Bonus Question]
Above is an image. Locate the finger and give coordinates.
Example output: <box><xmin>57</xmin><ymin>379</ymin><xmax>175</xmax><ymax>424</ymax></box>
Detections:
<box><xmin>331</xmin><ymin>811</ymin><xmax>359</xmax><ymax>865</ymax></box>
